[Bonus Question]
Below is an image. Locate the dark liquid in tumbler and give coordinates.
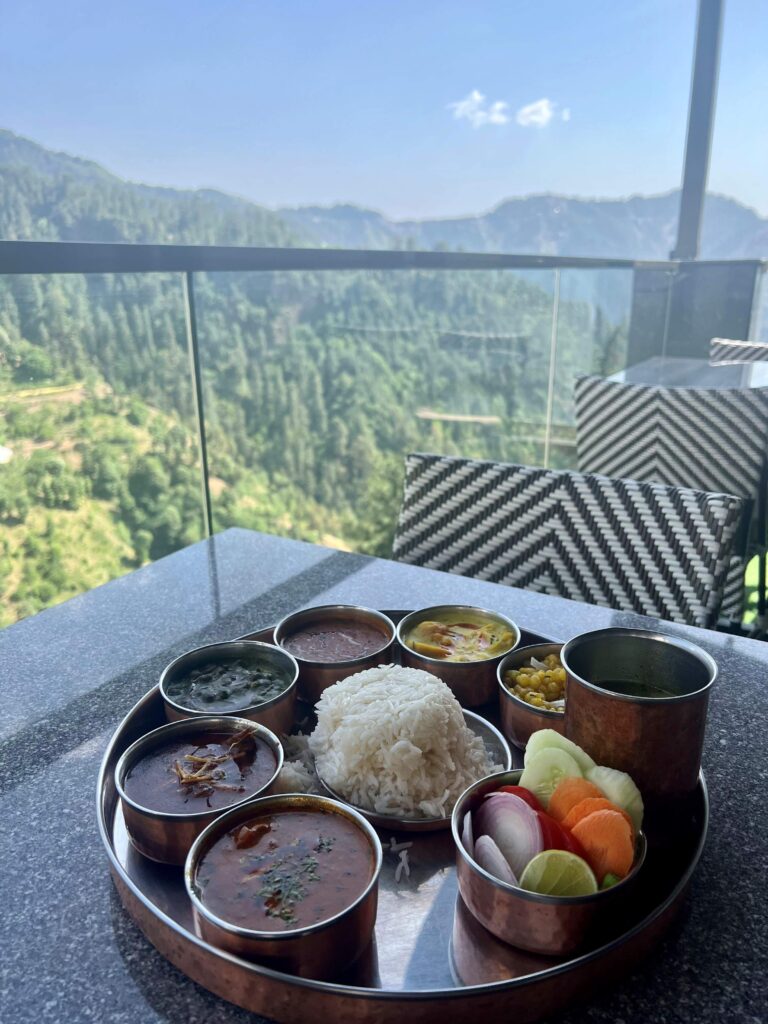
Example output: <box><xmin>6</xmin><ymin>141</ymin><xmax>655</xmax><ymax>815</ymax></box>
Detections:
<box><xmin>597</xmin><ymin>679</ymin><xmax>676</xmax><ymax>699</ymax></box>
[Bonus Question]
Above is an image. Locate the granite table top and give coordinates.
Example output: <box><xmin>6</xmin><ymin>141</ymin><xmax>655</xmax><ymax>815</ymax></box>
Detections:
<box><xmin>1</xmin><ymin>528</ymin><xmax>765</xmax><ymax>1023</ymax></box>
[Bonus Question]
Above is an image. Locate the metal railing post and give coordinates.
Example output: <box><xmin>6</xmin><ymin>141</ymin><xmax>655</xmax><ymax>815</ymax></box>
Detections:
<box><xmin>660</xmin><ymin>267</ymin><xmax>676</xmax><ymax>358</ymax></box>
<box><xmin>747</xmin><ymin>266</ymin><xmax>765</xmax><ymax>342</ymax></box>
<box><xmin>182</xmin><ymin>271</ymin><xmax>214</xmax><ymax>538</ymax></box>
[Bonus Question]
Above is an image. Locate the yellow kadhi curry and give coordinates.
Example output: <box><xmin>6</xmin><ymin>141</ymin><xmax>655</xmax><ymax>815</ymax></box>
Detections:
<box><xmin>405</xmin><ymin>615</ymin><xmax>515</xmax><ymax>662</ymax></box>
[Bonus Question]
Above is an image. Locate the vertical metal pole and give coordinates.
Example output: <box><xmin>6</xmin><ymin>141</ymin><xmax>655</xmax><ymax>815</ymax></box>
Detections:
<box><xmin>182</xmin><ymin>271</ymin><xmax>214</xmax><ymax>538</ymax></box>
<box><xmin>543</xmin><ymin>269</ymin><xmax>561</xmax><ymax>468</ymax></box>
<box><xmin>670</xmin><ymin>0</ymin><xmax>724</xmax><ymax>260</ymax></box>
<box><xmin>747</xmin><ymin>266</ymin><xmax>765</xmax><ymax>342</ymax></box>
<box><xmin>660</xmin><ymin>268</ymin><xmax>676</xmax><ymax>358</ymax></box>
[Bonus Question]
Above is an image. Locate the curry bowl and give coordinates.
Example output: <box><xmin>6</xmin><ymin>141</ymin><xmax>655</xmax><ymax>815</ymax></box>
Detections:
<box><xmin>115</xmin><ymin>716</ymin><xmax>284</xmax><ymax>865</ymax></box>
<box><xmin>184</xmin><ymin>792</ymin><xmax>383</xmax><ymax>980</ymax></box>
<box><xmin>451</xmin><ymin>769</ymin><xmax>647</xmax><ymax>956</ymax></box>
<box><xmin>497</xmin><ymin>643</ymin><xmax>566</xmax><ymax>749</ymax></box>
<box><xmin>274</xmin><ymin>605</ymin><xmax>396</xmax><ymax>704</ymax></box>
<box><xmin>397</xmin><ymin>605</ymin><xmax>520</xmax><ymax>707</ymax></box>
<box><xmin>160</xmin><ymin>640</ymin><xmax>298</xmax><ymax>736</ymax></box>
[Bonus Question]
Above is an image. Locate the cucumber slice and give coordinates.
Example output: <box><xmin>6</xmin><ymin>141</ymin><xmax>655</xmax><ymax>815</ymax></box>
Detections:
<box><xmin>524</xmin><ymin>729</ymin><xmax>596</xmax><ymax>775</ymax></box>
<box><xmin>519</xmin><ymin>748</ymin><xmax>582</xmax><ymax>809</ymax></box>
<box><xmin>587</xmin><ymin>765</ymin><xmax>644</xmax><ymax>832</ymax></box>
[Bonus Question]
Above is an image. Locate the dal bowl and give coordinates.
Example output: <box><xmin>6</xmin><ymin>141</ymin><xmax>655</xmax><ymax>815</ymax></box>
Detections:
<box><xmin>274</xmin><ymin>605</ymin><xmax>396</xmax><ymax>704</ymax></box>
<box><xmin>185</xmin><ymin>793</ymin><xmax>382</xmax><ymax>980</ymax></box>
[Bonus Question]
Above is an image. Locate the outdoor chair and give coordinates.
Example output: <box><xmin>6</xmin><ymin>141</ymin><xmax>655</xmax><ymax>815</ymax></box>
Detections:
<box><xmin>392</xmin><ymin>452</ymin><xmax>745</xmax><ymax>630</ymax></box>
<box><xmin>710</xmin><ymin>337</ymin><xmax>768</xmax><ymax>363</ymax></box>
<box><xmin>573</xmin><ymin>373</ymin><xmax>768</xmax><ymax>625</ymax></box>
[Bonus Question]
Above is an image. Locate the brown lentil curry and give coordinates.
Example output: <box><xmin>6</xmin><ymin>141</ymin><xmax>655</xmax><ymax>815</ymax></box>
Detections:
<box><xmin>282</xmin><ymin>621</ymin><xmax>387</xmax><ymax>662</ymax></box>
<box><xmin>124</xmin><ymin>729</ymin><xmax>276</xmax><ymax>814</ymax></box>
<box><xmin>195</xmin><ymin>809</ymin><xmax>374</xmax><ymax>930</ymax></box>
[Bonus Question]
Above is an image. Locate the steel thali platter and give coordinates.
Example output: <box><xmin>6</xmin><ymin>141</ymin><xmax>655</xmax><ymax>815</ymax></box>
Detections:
<box><xmin>97</xmin><ymin>615</ymin><xmax>708</xmax><ymax>1024</ymax></box>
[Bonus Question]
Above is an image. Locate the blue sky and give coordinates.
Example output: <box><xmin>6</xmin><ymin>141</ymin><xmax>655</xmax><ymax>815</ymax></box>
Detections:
<box><xmin>1</xmin><ymin>0</ymin><xmax>765</xmax><ymax>218</ymax></box>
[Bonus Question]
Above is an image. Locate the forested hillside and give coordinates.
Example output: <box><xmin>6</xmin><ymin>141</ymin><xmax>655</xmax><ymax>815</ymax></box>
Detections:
<box><xmin>0</xmin><ymin>131</ymin><xmax>629</xmax><ymax>624</ymax></box>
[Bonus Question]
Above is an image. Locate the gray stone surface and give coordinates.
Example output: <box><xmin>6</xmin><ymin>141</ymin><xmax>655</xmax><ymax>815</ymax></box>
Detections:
<box><xmin>1</xmin><ymin>528</ymin><xmax>765</xmax><ymax>1023</ymax></box>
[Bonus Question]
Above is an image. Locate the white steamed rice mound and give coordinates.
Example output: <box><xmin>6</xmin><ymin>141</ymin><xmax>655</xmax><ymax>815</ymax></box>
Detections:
<box><xmin>309</xmin><ymin>664</ymin><xmax>500</xmax><ymax>819</ymax></box>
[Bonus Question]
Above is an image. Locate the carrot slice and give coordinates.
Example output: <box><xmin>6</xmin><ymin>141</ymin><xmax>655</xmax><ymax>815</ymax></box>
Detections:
<box><xmin>570</xmin><ymin>809</ymin><xmax>635</xmax><ymax>882</ymax></box>
<box><xmin>561</xmin><ymin>797</ymin><xmax>634</xmax><ymax>835</ymax></box>
<box><xmin>547</xmin><ymin>777</ymin><xmax>604</xmax><ymax>822</ymax></box>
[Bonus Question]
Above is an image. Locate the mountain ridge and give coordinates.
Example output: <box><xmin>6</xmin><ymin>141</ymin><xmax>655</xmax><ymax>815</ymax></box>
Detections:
<box><xmin>1</xmin><ymin>128</ymin><xmax>766</xmax><ymax>259</ymax></box>
<box><xmin>278</xmin><ymin>192</ymin><xmax>768</xmax><ymax>260</ymax></box>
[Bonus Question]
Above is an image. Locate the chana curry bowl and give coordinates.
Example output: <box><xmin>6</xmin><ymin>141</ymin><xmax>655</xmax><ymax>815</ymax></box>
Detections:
<box><xmin>497</xmin><ymin>644</ymin><xmax>566</xmax><ymax>749</ymax></box>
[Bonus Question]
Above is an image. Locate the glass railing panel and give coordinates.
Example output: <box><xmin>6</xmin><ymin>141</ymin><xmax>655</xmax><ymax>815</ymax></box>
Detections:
<box><xmin>195</xmin><ymin>268</ymin><xmax>558</xmax><ymax>556</ymax></box>
<box><xmin>0</xmin><ymin>271</ymin><xmax>202</xmax><ymax>625</ymax></box>
<box><xmin>546</xmin><ymin>268</ymin><xmax>633</xmax><ymax>469</ymax></box>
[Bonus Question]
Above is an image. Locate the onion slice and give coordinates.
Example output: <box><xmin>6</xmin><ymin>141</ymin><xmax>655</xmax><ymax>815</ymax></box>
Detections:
<box><xmin>476</xmin><ymin>792</ymin><xmax>543</xmax><ymax>878</ymax></box>
<box><xmin>473</xmin><ymin>835</ymin><xmax>519</xmax><ymax>886</ymax></box>
<box><xmin>461</xmin><ymin>810</ymin><xmax>474</xmax><ymax>857</ymax></box>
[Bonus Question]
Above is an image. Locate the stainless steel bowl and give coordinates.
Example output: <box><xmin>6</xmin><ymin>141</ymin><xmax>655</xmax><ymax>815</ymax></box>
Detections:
<box><xmin>452</xmin><ymin>769</ymin><xmax>647</xmax><ymax>956</ymax></box>
<box><xmin>397</xmin><ymin>605</ymin><xmax>520</xmax><ymax>707</ymax></box>
<box><xmin>316</xmin><ymin>709</ymin><xmax>512</xmax><ymax>832</ymax></box>
<box><xmin>497</xmin><ymin>643</ymin><xmax>566</xmax><ymax>750</ymax></box>
<box><xmin>185</xmin><ymin>793</ymin><xmax>383</xmax><ymax>980</ymax></box>
<box><xmin>160</xmin><ymin>641</ymin><xmax>298</xmax><ymax>736</ymax></box>
<box><xmin>274</xmin><ymin>605</ymin><xmax>396</xmax><ymax>704</ymax></box>
<box><xmin>115</xmin><ymin>717</ymin><xmax>284</xmax><ymax>865</ymax></box>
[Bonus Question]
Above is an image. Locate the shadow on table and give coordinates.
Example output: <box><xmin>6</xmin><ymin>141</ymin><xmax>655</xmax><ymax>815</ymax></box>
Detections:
<box><xmin>108</xmin><ymin>877</ymin><xmax>382</xmax><ymax>1020</ymax></box>
<box><xmin>109</xmin><ymin>884</ymin><xmax>261</xmax><ymax>1024</ymax></box>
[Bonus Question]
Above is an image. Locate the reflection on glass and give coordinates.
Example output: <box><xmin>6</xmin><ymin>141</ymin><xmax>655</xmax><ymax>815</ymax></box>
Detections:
<box><xmin>549</xmin><ymin>269</ymin><xmax>633</xmax><ymax>469</ymax></box>
<box><xmin>195</xmin><ymin>268</ymin><xmax>640</xmax><ymax>555</ymax></box>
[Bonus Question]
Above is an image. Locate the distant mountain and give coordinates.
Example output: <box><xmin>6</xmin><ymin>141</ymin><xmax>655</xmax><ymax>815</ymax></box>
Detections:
<box><xmin>280</xmin><ymin>193</ymin><xmax>768</xmax><ymax>261</ymax></box>
<box><xmin>0</xmin><ymin>130</ymin><xmax>116</xmax><ymax>187</ymax></box>
<box><xmin>0</xmin><ymin>128</ymin><xmax>766</xmax><ymax>259</ymax></box>
<box><xmin>0</xmin><ymin>129</ymin><xmax>297</xmax><ymax>247</ymax></box>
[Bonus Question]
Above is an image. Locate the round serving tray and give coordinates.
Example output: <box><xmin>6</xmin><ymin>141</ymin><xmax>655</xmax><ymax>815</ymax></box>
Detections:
<box><xmin>97</xmin><ymin>614</ymin><xmax>709</xmax><ymax>1024</ymax></box>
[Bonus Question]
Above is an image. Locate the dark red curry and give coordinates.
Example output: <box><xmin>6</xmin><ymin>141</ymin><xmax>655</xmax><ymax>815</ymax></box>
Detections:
<box><xmin>282</xmin><ymin>621</ymin><xmax>387</xmax><ymax>662</ymax></box>
<box><xmin>123</xmin><ymin>729</ymin><xmax>276</xmax><ymax>814</ymax></box>
<box><xmin>195</xmin><ymin>809</ymin><xmax>374</xmax><ymax>931</ymax></box>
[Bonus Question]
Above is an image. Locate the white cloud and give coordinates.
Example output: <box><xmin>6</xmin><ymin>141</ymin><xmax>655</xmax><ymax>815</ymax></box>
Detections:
<box><xmin>449</xmin><ymin>89</ymin><xmax>510</xmax><ymax>128</ymax></box>
<box><xmin>516</xmin><ymin>98</ymin><xmax>555</xmax><ymax>128</ymax></box>
<box><xmin>561</xmin><ymin>107</ymin><xmax>571</xmax><ymax>122</ymax></box>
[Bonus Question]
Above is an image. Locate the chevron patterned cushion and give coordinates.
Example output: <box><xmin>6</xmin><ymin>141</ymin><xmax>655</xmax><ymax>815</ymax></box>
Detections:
<box><xmin>573</xmin><ymin>375</ymin><xmax>768</xmax><ymax>497</ymax></box>
<box><xmin>710</xmin><ymin>338</ymin><xmax>768</xmax><ymax>363</ymax></box>
<box><xmin>392</xmin><ymin>453</ymin><xmax>745</xmax><ymax>629</ymax></box>
<box><xmin>574</xmin><ymin>374</ymin><xmax>768</xmax><ymax>620</ymax></box>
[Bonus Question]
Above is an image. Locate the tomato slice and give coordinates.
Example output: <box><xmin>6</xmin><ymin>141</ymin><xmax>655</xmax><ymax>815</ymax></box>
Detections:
<box><xmin>497</xmin><ymin>785</ymin><xmax>543</xmax><ymax>812</ymax></box>
<box><xmin>536</xmin><ymin>810</ymin><xmax>587</xmax><ymax>858</ymax></box>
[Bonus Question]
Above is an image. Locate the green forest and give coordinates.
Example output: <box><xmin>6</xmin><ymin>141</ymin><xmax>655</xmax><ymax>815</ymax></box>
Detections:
<box><xmin>0</xmin><ymin>136</ymin><xmax>627</xmax><ymax>625</ymax></box>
